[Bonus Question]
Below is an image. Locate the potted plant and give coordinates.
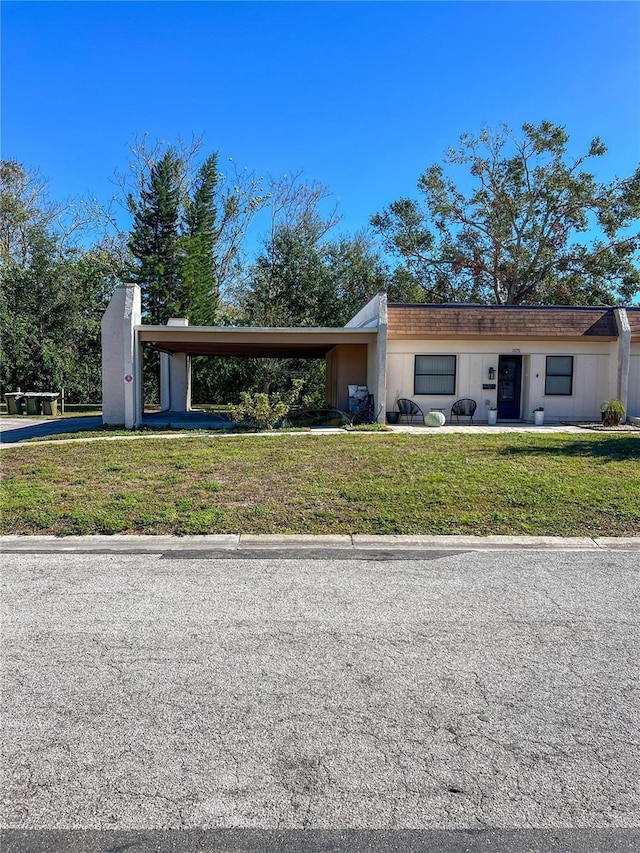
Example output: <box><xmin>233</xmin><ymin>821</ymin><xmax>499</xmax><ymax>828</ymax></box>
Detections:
<box><xmin>533</xmin><ymin>406</ymin><xmax>544</xmax><ymax>426</ymax></box>
<box><xmin>600</xmin><ymin>398</ymin><xmax>625</xmax><ymax>427</ymax></box>
<box><xmin>487</xmin><ymin>406</ymin><xmax>498</xmax><ymax>426</ymax></box>
<box><xmin>386</xmin><ymin>392</ymin><xmax>401</xmax><ymax>424</ymax></box>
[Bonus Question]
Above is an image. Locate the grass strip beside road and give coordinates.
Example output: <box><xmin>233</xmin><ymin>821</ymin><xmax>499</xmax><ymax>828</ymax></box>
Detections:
<box><xmin>1</xmin><ymin>433</ymin><xmax>638</xmax><ymax>536</ymax></box>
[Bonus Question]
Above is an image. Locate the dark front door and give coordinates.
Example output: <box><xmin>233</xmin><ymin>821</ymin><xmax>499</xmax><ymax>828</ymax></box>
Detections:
<box><xmin>497</xmin><ymin>355</ymin><xmax>522</xmax><ymax>419</ymax></box>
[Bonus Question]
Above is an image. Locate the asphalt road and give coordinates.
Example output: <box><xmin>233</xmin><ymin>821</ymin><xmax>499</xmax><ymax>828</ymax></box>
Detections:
<box><xmin>1</xmin><ymin>549</ymin><xmax>639</xmax><ymax>851</ymax></box>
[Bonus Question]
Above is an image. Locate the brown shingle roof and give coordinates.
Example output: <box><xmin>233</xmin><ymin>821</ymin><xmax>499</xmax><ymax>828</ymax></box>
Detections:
<box><xmin>627</xmin><ymin>308</ymin><xmax>640</xmax><ymax>340</ymax></box>
<box><xmin>387</xmin><ymin>304</ymin><xmax>619</xmax><ymax>339</ymax></box>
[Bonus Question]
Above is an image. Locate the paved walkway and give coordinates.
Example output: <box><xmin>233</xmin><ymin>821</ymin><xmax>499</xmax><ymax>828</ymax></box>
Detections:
<box><xmin>390</xmin><ymin>424</ymin><xmax>587</xmax><ymax>434</ymax></box>
<box><xmin>0</xmin><ymin>414</ymin><xmax>598</xmax><ymax>448</ymax></box>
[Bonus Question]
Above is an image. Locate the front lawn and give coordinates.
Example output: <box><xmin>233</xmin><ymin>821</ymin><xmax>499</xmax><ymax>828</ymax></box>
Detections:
<box><xmin>1</xmin><ymin>433</ymin><xmax>638</xmax><ymax>536</ymax></box>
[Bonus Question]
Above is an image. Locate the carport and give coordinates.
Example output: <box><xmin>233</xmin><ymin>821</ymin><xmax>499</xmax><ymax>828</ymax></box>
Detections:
<box><xmin>101</xmin><ymin>284</ymin><xmax>385</xmax><ymax>428</ymax></box>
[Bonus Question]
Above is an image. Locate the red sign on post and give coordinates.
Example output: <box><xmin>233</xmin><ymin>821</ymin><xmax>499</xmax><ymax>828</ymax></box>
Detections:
<box><xmin>124</xmin><ymin>374</ymin><xmax>133</xmax><ymax>383</ymax></box>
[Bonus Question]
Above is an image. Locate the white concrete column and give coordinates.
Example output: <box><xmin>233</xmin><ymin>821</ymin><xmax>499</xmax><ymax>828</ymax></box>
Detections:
<box><xmin>101</xmin><ymin>284</ymin><xmax>142</xmax><ymax>427</ymax></box>
<box><xmin>169</xmin><ymin>352</ymin><xmax>191</xmax><ymax>412</ymax></box>
<box><xmin>375</xmin><ymin>293</ymin><xmax>388</xmax><ymax>422</ymax></box>
<box><xmin>158</xmin><ymin>319</ymin><xmax>192</xmax><ymax>413</ymax></box>
<box><xmin>160</xmin><ymin>353</ymin><xmax>171</xmax><ymax>412</ymax></box>
<box><xmin>134</xmin><ymin>335</ymin><xmax>144</xmax><ymax>428</ymax></box>
<box><xmin>614</xmin><ymin>307</ymin><xmax>631</xmax><ymax>422</ymax></box>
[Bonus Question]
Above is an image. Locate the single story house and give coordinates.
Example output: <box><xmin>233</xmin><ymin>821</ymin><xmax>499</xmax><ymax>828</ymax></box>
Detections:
<box><xmin>102</xmin><ymin>284</ymin><xmax>639</xmax><ymax>428</ymax></box>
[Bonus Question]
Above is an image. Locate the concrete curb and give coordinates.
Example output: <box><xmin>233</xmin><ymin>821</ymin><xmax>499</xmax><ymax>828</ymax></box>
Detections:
<box><xmin>1</xmin><ymin>534</ymin><xmax>638</xmax><ymax>553</ymax></box>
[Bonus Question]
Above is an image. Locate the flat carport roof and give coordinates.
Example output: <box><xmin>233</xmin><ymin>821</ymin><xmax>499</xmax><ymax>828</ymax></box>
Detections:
<box><xmin>136</xmin><ymin>326</ymin><xmax>377</xmax><ymax>358</ymax></box>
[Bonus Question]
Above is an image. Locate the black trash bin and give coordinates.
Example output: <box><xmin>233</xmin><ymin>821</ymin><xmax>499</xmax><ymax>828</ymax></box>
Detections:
<box><xmin>41</xmin><ymin>393</ymin><xmax>59</xmax><ymax>416</ymax></box>
<box><xmin>25</xmin><ymin>394</ymin><xmax>42</xmax><ymax>415</ymax></box>
<box><xmin>4</xmin><ymin>393</ymin><xmax>24</xmax><ymax>415</ymax></box>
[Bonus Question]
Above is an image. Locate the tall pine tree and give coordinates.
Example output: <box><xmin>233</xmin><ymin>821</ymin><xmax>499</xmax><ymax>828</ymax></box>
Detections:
<box><xmin>127</xmin><ymin>150</ymin><xmax>182</xmax><ymax>324</ymax></box>
<box><xmin>181</xmin><ymin>154</ymin><xmax>220</xmax><ymax>325</ymax></box>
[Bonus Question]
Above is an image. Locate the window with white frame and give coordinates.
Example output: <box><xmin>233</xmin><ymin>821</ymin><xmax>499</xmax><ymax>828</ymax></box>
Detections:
<box><xmin>414</xmin><ymin>355</ymin><xmax>456</xmax><ymax>395</ymax></box>
<box><xmin>545</xmin><ymin>356</ymin><xmax>574</xmax><ymax>395</ymax></box>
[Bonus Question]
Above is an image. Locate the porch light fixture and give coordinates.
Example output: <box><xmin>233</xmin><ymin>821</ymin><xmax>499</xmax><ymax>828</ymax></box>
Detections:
<box><xmin>488</xmin><ymin>367</ymin><xmax>496</xmax><ymax>380</ymax></box>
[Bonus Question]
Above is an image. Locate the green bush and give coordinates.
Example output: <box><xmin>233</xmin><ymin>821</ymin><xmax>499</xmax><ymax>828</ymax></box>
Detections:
<box><xmin>229</xmin><ymin>382</ymin><xmax>303</xmax><ymax>431</ymax></box>
<box><xmin>600</xmin><ymin>398</ymin><xmax>625</xmax><ymax>427</ymax></box>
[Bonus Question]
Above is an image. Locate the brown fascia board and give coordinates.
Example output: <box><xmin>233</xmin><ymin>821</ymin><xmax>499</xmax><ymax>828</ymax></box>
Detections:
<box><xmin>387</xmin><ymin>304</ymin><xmax>619</xmax><ymax>339</ymax></box>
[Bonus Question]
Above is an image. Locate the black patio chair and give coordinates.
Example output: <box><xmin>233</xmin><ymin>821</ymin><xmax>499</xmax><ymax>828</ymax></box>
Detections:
<box><xmin>451</xmin><ymin>398</ymin><xmax>477</xmax><ymax>425</ymax></box>
<box><xmin>396</xmin><ymin>398</ymin><xmax>424</xmax><ymax>425</ymax></box>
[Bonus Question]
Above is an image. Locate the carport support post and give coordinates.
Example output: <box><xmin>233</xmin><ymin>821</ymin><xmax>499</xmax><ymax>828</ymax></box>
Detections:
<box><xmin>159</xmin><ymin>319</ymin><xmax>191</xmax><ymax>413</ymax></box>
<box><xmin>134</xmin><ymin>334</ymin><xmax>143</xmax><ymax>428</ymax></box>
<box><xmin>614</xmin><ymin>308</ymin><xmax>631</xmax><ymax>422</ymax></box>
<box><xmin>375</xmin><ymin>294</ymin><xmax>388</xmax><ymax>422</ymax></box>
<box><xmin>160</xmin><ymin>354</ymin><xmax>170</xmax><ymax>412</ymax></box>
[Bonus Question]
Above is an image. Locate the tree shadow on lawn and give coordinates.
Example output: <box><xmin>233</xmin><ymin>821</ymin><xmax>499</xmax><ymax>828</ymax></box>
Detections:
<box><xmin>0</xmin><ymin>416</ymin><xmax>104</xmax><ymax>444</ymax></box>
<box><xmin>502</xmin><ymin>435</ymin><xmax>640</xmax><ymax>461</ymax></box>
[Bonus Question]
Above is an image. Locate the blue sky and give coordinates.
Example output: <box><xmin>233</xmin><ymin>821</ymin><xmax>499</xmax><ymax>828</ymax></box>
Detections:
<box><xmin>2</xmin><ymin>1</ymin><xmax>639</xmax><ymax>250</ymax></box>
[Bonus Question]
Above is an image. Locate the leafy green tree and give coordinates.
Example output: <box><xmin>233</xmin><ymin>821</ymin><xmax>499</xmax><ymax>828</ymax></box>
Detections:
<box><xmin>0</xmin><ymin>160</ymin><xmax>51</xmax><ymax>266</ymax></box>
<box><xmin>372</xmin><ymin>121</ymin><xmax>640</xmax><ymax>305</ymax></box>
<box><xmin>189</xmin><ymin>355</ymin><xmax>257</xmax><ymax>405</ymax></box>
<box><xmin>324</xmin><ymin>232</ymin><xmax>388</xmax><ymax>325</ymax></box>
<box><xmin>70</xmin><ymin>246</ymin><xmax>124</xmax><ymax>399</ymax></box>
<box><xmin>1</xmin><ymin>160</ymin><xmax>122</xmax><ymax>401</ymax></box>
<box><xmin>239</xmin><ymin>175</ymin><xmax>387</xmax><ymax>399</ymax></box>
<box><xmin>244</xmin><ymin>224</ymin><xmax>386</xmax><ymax>330</ymax></box>
<box><xmin>245</xmin><ymin>219</ymin><xmax>329</xmax><ymax>327</ymax></box>
<box><xmin>1</xmin><ymin>159</ymin><xmax>104</xmax><ymax>265</ymax></box>
<box><xmin>385</xmin><ymin>265</ymin><xmax>435</xmax><ymax>303</ymax></box>
<box><xmin>242</xmin><ymin>175</ymin><xmax>336</xmax><ymax>327</ymax></box>
<box><xmin>1</xmin><ymin>234</ymin><xmax>119</xmax><ymax>400</ymax></box>
<box><xmin>244</xmin><ymin>174</ymin><xmax>386</xmax><ymax>328</ymax></box>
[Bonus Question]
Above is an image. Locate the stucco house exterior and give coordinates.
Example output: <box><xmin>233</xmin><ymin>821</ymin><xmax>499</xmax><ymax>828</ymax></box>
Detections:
<box><xmin>382</xmin><ymin>302</ymin><xmax>637</xmax><ymax>425</ymax></box>
<box><xmin>102</xmin><ymin>284</ymin><xmax>639</xmax><ymax>428</ymax></box>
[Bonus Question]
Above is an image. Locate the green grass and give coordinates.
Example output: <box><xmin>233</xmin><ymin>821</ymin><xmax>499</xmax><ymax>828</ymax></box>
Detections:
<box><xmin>57</xmin><ymin>404</ymin><xmax>103</xmax><ymax>416</ymax></box>
<box><xmin>20</xmin><ymin>425</ymin><xmax>314</xmax><ymax>442</ymax></box>
<box><xmin>1</xmin><ymin>433</ymin><xmax>638</xmax><ymax>536</ymax></box>
<box><xmin>21</xmin><ymin>425</ymin><xmax>208</xmax><ymax>441</ymax></box>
